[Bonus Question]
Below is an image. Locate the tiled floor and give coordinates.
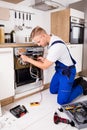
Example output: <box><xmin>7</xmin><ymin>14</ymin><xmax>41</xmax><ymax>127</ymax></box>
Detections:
<box><xmin>0</xmin><ymin>88</ymin><xmax>87</xmax><ymax>130</ymax></box>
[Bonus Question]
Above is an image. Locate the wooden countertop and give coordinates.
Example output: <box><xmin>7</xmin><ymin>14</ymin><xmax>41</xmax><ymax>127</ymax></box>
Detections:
<box><xmin>0</xmin><ymin>43</ymin><xmax>38</xmax><ymax>48</ymax></box>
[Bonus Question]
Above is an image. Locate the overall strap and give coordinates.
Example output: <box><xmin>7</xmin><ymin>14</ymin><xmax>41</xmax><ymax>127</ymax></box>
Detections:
<box><xmin>51</xmin><ymin>40</ymin><xmax>64</xmax><ymax>46</ymax></box>
<box><xmin>51</xmin><ymin>40</ymin><xmax>76</xmax><ymax>65</ymax></box>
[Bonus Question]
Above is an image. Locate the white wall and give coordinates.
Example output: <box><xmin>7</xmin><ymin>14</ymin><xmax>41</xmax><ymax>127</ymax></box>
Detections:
<box><xmin>0</xmin><ymin>1</ymin><xmax>66</xmax><ymax>43</ymax></box>
<box><xmin>0</xmin><ymin>1</ymin><xmax>50</xmax><ymax>43</ymax></box>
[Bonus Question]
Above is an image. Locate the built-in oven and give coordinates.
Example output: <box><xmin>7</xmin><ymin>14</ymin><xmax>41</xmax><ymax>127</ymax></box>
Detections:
<box><xmin>14</xmin><ymin>46</ymin><xmax>44</xmax><ymax>94</ymax></box>
<box><xmin>70</xmin><ymin>16</ymin><xmax>84</xmax><ymax>44</ymax></box>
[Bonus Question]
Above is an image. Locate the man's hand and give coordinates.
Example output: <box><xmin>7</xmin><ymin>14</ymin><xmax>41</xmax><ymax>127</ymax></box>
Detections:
<box><xmin>20</xmin><ymin>55</ymin><xmax>29</xmax><ymax>63</ymax></box>
<box><xmin>37</xmin><ymin>57</ymin><xmax>45</xmax><ymax>62</ymax></box>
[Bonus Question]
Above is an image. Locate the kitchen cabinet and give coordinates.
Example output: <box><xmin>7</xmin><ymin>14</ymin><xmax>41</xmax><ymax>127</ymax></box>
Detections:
<box><xmin>43</xmin><ymin>47</ymin><xmax>55</xmax><ymax>85</ymax></box>
<box><xmin>0</xmin><ymin>48</ymin><xmax>14</xmax><ymax>100</ymax></box>
<box><xmin>0</xmin><ymin>7</ymin><xmax>10</xmax><ymax>20</ymax></box>
<box><xmin>67</xmin><ymin>44</ymin><xmax>83</xmax><ymax>73</ymax></box>
<box><xmin>43</xmin><ymin>65</ymin><xmax>55</xmax><ymax>85</ymax></box>
<box><xmin>51</xmin><ymin>8</ymin><xmax>84</xmax><ymax>43</ymax></box>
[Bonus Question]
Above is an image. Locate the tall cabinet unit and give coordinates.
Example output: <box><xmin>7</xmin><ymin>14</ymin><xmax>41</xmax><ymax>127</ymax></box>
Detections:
<box><xmin>51</xmin><ymin>8</ymin><xmax>84</xmax><ymax>43</ymax></box>
<box><xmin>0</xmin><ymin>48</ymin><xmax>14</xmax><ymax>103</ymax></box>
<box><xmin>51</xmin><ymin>8</ymin><xmax>70</xmax><ymax>43</ymax></box>
<box><xmin>51</xmin><ymin>8</ymin><xmax>84</xmax><ymax>74</ymax></box>
<box><xmin>67</xmin><ymin>44</ymin><xmax>83</xmax><ymax>73</ymax></box>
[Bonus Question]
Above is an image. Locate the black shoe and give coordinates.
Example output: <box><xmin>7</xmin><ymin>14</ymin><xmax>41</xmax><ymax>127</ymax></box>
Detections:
<box><xmin>74</xmin><ymin>77</ymin><xmax>83</xmax><ymax>86</ymax></box>
<box><xmin>79</xmin><ymin>78</ymin><xmax>87</xmax><ymax>95</ymax></box>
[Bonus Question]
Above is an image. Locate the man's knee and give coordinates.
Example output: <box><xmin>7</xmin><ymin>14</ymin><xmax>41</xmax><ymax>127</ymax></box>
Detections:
<box><xmin>57</xmin><ymin>98</ymin><xmax>66</xmax><ymax>105</ymax></box>
<box><xmin>57</xmin><ymin>93</ymin><xmax>70</xmax><ymax>105</ymax></box>
<box><xmin>50</xmin><ymin>87</ymin><xmax>57</xmax><ymax>94</ymax></box>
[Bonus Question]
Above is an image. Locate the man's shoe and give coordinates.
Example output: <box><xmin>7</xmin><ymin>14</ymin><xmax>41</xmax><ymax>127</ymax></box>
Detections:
<box><xmin>74</xmin><ymin>77</ymin><xmax>83</xmax><ymax>86</ymax></box>
<box><xmin>79</xmin><ymin>78</ymin><xmax>87</xmax><ymax>95</ymax></box>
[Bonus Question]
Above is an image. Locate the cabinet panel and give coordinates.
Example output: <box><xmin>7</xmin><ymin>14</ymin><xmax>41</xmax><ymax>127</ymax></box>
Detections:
<box><xmin>43</xmin><ymin>49</ymin><xmax>55</xmax><ymax>85</ymax></box>
<box><xmin>51</xmin><ymin>8</ymin><xmax>70</xmax><ymax>43</ymax></box>
<box><xmin>51</xmin><ymin>8</ymin><xmax>84</xmax><ymax>43</ymax></box>
<box><xmin>43</xmin><ymin>65</ymin><xmax>55</xmax><ymax>84</ymax></box>
<box><xmin>0</xmin><ymin>7</ymin><xmax>10</xmax><ymax>20</ymax></box>
<box><xmin>67</xmin><ymin>44</ymin><xmax>83</xmax><ymax>73</ymax></box>
<box><xmin>0</xmin><ymin>48</ymin><xmax>14</xmax><ymax>100</ymax></box>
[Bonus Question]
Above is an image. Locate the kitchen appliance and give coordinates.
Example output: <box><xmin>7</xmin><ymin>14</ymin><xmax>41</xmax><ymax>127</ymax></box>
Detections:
<box><xmin>31</xmin><ymin>0</ymin><xmax>64</xmax><ymax>11</ymax></box>
<box><xmin>70</xmin><ymin>16</ymin><xmax>84</xmax><ymax>44</ymax></box>
<box><xmin>14</xmin><ymin>46</ymin><xmax>44</xmax><ymax>94</ymax></box>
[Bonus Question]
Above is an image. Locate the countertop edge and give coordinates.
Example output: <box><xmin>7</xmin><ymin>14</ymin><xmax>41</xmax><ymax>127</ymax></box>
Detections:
<box><xmin>0</xmin><ymin>43</ymin><xmax>38</xmax><ymax>48</ymax></box>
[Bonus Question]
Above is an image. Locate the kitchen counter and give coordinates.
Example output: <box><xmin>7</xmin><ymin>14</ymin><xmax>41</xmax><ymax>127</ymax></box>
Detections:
<box><xmin>0</xmin><ymin>42</ymin><xmax>37</xmax><ymax>48</ymax></box>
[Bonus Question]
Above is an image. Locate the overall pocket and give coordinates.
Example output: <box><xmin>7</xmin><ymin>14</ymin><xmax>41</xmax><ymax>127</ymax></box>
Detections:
<box><xmin>62</xmin><ymin>68</ymin><xmax>71</xmax><ymax>78</ymax></box>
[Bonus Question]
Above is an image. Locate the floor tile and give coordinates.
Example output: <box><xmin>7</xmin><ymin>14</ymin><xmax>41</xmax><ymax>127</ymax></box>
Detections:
<box><xmin>0</xmin><ymin>89</ymin><xmax>87</xmax><ymax>130</ymax></box>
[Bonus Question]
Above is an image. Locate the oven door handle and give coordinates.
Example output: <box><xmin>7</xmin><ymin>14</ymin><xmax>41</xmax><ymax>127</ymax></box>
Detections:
<box><xmin>72</xmin><ymin>24</ymin><xmax>84</xmax><ymax>28</ymax></box>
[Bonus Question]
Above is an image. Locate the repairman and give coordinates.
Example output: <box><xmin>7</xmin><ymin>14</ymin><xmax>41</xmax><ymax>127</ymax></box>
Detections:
<box><xmin>20</xmin><ymin>26</ymin><xmax>87</xmax><ymax>105</ymax></box>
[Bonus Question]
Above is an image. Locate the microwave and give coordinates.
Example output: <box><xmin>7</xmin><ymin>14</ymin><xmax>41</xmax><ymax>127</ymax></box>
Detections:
<box><xmin>70</xmin><ymin>16</ymin><xmax>84</xmax><ymax>44</ymax></box>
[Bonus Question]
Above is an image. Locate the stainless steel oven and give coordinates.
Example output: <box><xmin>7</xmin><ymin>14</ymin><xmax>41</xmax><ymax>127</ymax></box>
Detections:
<box><xmin>14</xmin><ymin>46</ymin><xmax>44</xmax><ymax>89</ymax></box>
<box><xmin>70</xmin><ymin>16</ymin><xmax>84</xmax><ymax>44</ymax></box>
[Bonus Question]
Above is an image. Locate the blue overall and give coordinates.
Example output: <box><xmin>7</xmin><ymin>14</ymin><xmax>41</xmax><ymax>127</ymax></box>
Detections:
<box><xmin>49</xmin><ymin>40</ymin><xmax>83</xmax><ymax>105</ymax></box>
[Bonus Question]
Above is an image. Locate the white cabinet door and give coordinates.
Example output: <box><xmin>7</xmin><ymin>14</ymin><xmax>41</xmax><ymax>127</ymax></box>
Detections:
<box><xmin>67</xmin><ymin>44</ymin><xmax>83</xmax><ymax>73</ymax></box>
<box><xmin>43</xmin><ymin>65</ymin><xmax>55</xmax><ymax>84</ymax></box>
<box><xmin>0</xmin><ymin>48</ymin><xmax>14</xmax><ymax>100</ymax></box>
<box><xmin>43</xmin><ymin>48</ymin><xmax>55</xmax><ymax>84</ymax></box>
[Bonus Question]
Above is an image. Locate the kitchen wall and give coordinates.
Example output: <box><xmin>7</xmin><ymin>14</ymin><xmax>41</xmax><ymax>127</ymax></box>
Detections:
<box><xmin>0</xmin><ymin>1</ymin><xmax>66</xmax><ymax>43</ymax></box>
<box><xmin>0</xmin><ymin>1</ymin><xmax>51</xmax><ymax>43</ymax></box>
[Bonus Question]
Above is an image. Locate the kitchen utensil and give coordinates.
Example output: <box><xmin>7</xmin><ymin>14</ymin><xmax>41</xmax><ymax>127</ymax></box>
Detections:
<box><xmin>25</xmin><ymin>14</ymin><xmax>32</xmax><ymax>29</ymax></box>
<box><xmin>18</xmin><ymin>12</ymin><xmax>23</xmax><ymax>30</ymax></box>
